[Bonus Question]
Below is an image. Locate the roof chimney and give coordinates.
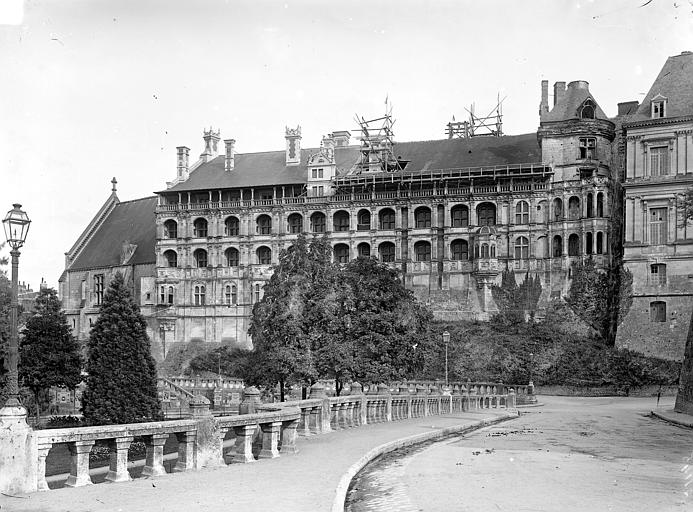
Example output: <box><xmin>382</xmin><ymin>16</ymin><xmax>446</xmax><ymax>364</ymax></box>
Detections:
<box><xmin>224</xmin><ymin>139</ymin><xmax>235</xmax><ymax>171</ymax></box>
<box><xmin>285</xmin><ymin>126</ymin><xmax>301</xmax><ymax>166</ymax></box>
<box><xmin>553</xmin><ymin>81</ymin><xmax>566</xmax><ymax>107</ymax></box>
<box><xmin>200</xmin><ymin>127</ymin><xmax>220</xmax><ymax>163</ymax></box>
<box><xmin>332</xmin><ymin>130</ymin><xmax>351</xmax><ymax>147</ymax></box>
<box><xmin>617</xmin><ymin>101</ymin><xmax>639</xmax><ymax>116</ymax></box>
<box><xmin>540</xmin><ymin>80</ymin><xmax>549</xmax><ymax>118</ymax></box>
<box><xmin>176</xmin><ymin>146</ymin><xmax>190</xmax><ymax>181</ymax></box>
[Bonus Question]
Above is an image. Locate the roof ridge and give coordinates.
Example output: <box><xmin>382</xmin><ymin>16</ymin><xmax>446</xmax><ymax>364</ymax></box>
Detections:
<box><xmin>116</xmin><ymin>195</ymin><xmax>157</xmax><ymax>205</ymax></box>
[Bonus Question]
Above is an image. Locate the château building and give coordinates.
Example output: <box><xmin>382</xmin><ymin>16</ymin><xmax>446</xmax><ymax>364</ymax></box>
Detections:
<box><xmin>615</xmin><ymin>51</ymin><xmax>693</xmax><ymax>360</ymax></box>
<box><xmin>60</xmin><ymin>75</ymin><xmax>622</xmax><ymax>360</ymax></box>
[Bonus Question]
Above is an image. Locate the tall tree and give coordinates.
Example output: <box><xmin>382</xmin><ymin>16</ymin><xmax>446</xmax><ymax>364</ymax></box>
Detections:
<box><xmin>81</xmin><ymin>272</ymin><xmax>161</xmax><ymax>425</ymax></box>
<box><xmin>0</xmin><ymin>264</ymin><xmax>9</xmax><ymax>402</ymax></box>
<box><xmin>492</xmin><ymin>270</ymin><xmax>543</xmax><ymax>323</ymax></box>
<box><xmin>19</xmin><ymin>288</ymin><xmax>82</xmax><ymax>421</ymax></box>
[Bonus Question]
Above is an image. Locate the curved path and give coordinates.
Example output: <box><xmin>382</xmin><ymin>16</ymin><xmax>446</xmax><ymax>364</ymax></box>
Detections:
<box><xmin>0</xmin><ymin>408</ymin><xmax>514</xmax><ymax>512</ymax></box>
<box><xmin>346</xmin><ymin>396</ymin><xmax>693</xmax><ymax>512</ymax></box>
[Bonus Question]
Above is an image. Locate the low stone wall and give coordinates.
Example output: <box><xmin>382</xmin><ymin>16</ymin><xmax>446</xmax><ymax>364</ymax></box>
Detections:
<box><xmin>0</xmin><ymin>382</ymin><xmax>516</xmax><ymax>495</ymax></box>
<box><xmin>536</xmin><ymin>385</ymin><xmax>678</xmax><ymax>397</ymax></box>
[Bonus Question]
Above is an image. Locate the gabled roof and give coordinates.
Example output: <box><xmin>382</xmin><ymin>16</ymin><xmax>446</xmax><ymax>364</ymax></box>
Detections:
<box><xmin>161</xmin><ymin>133</ymin><xmax>541</xmax><ymax>193</ymax></box>
<box><xmin>631</xmin><ymin>51</ymin><xmax>693</xmax><ymax>120</ymax></box>
<box><xmin>69</xmin><ymin>196</ymin><xmax>157</xmax><ymax>271</ymax></box>
<box><xmin>541</xmin><ymin>81</ymin><xmax>608</xmax><ymax>122</ymax></box>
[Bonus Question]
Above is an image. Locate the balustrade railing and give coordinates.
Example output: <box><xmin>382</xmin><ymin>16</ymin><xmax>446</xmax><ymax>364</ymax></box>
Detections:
<box><xmin>23</xmin><ymin>381</ymin><xmax>516</xmax><ymax>494</ymax></box>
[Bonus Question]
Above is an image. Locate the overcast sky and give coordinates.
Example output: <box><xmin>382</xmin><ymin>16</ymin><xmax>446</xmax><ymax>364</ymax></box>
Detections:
<box><xmin>1</xmin><ymin>0</ymin><xmax>692</xmax><ymax>289</ymax></box>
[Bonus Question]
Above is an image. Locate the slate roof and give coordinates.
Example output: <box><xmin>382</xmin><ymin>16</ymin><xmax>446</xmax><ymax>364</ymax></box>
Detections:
<box><xmin>69</xmin><ymin>196</ymin><xmax>157</xmax><ymax>270</ymax></box>
<box><xmin>630</xmin><ymin>51</ymin><xmax>693</xmax><ymax>121</ymax></box>
<box><xmin>541</xmin><ymin>81</ymin><xmax>609</xmax><ymax>122</ymax></box>
<box><xmin>162</xmin><ymin>133</ymin><xmax>541</xmax><ymax>193</ymax></box>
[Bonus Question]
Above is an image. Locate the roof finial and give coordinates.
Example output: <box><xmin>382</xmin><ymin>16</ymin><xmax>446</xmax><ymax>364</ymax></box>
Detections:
<box><xmin>111</xmin><ymin>177</ymin><xmax>117</xmax><ymax>193</ymax></box>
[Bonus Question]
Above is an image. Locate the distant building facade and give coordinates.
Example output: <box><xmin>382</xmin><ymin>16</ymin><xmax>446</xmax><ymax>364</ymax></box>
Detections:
<box><xmin>616</xmin><ymin>51</ymin><xmax>693</xmax><ymax>360</ymax></box>
<box><xmin>60</xmin><ymin>53</ymin><xmax>693</xmax><ymax>363</ymax></box>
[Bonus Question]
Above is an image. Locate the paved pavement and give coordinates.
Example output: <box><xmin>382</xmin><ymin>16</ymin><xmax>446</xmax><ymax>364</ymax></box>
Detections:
<box><xmin>0</xmin><ymin>409</ymin><xmax>514</xmax><ymax>512</ymax></box>
<box><xmin>347</xmin><ymin>396</ymin><xmax>693</xmax><ymax>512</ymax></box>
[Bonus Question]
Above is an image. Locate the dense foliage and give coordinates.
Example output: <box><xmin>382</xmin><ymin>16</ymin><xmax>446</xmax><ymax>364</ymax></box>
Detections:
<box><xmin>249</xmin><ymin>234</ymin><xmax>432</xmax><ymax>397</ymax></box>
<box><xmin>186</xmin><ymin>345</ymin><xmax>253</xmax><ymax>378</ymax></box>
<box><xmin>81</xmin><ymin>272</ymin><xmax>161</xmax><ymax>425</ymax></box>
<box><xmin>492</xmin><ymin>270</ymin><xmax>543</xmax><ymax>322</ymax></box>
<box><xmin>423</xmin><ymin>319</ymin><xmax>680</xmax><ymax>389</ymax></box>
<box><xmin>19</xmin><ymin>288</ymin><xmax>82</xmax><ymax>420</ymax></box>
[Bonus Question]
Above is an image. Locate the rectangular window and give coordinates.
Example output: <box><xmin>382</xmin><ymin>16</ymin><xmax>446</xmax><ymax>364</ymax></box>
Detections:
<box><xmin>649</xmin><ymin>208</ymin><xmax>668</xmax><ymax>245</ymax></box>
<box><xmin>318</xmin><ymin>186</ymin><xmax>324</xmax><ymax>196</ymax></box>
<box><xmin>311</xmin><ymin>169</ymin><xmax>317</xmax><ymax>179</ymax></box>
<box><xmin>650</xmin><ymin>264</ymin><xmax>666</xmax><ymax>285</ymax></box>
<box><xmin>649</xmin><ymin>146</ymin><xmax>669</xmax><ymax>176</ymax></box>
<box><xmin>579</xmin><ymin>137</ymin><xmax>596</xmax><ymax>159</ymax></box>
<box><xmin>652</xmin><ymin>101</ymin><xmax>666</xmax><ymax>118</ymax></box>
<box><xmin>650</xmin><ymin>301</ymin><xmax>666</xmax><ymax>322</ymax></box>
<box><xmin>94</xmin><ymin>274</ymin><xmax>104</xmax><ymax>306</ymax></box>
<box><xmin>318</xmin><ymin>168</ymin><xmax>323</xmax><ymax>178</ymax></box>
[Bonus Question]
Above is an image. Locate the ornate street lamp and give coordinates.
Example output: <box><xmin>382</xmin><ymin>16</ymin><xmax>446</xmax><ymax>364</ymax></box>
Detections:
<box><xmin>442</xmin><ymin>330</ymin><xmax>450</xmax><ymax>388</ymax></box>
<box><xmin>2</xmin><ymin>204</ymin><xmax>31</xmax><ymax>409</ymax></box>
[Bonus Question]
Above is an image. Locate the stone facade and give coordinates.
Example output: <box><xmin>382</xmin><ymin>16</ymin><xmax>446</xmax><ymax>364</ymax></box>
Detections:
<box><xmin>616</xmin><ymin>51</ymin><xmax>693</xmax><ymax>361</ymax></box>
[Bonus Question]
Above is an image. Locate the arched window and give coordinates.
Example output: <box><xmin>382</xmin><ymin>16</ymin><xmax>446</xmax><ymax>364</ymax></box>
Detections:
<box><xmin>224</xmin><ymin>284</ymin><xmax>232</xmax><ymax>305</ymax></box>
<box><xmin>357</xmin><ymin>210</ymin><xmax>371</xmax><ymax>230</ymax></box>
<box><xmin>231</xmin><ymin>284</ymin><xmax>238</xmax><ymax>305</ymax></box>
<box><xmin>164</xmin><ymin>219</ymin><xmax>178</xmax><ymax>239</ymax></box>
<box><xmin>586</xmin><ymin>193</ymin><xmax>594</xmax><ymax>218</ymax></box>
<box><xmin>515</xmin><ymin>201</ymin><xmax>529</xmax><ymax>224</ymax></box>
<box><xmin>586</xmin><ymin>232</ymin><xmax>593</xmax><ymax>255</ymax></box>
<box><xmin>194</xmin><ymin>285</ymin><xmax>206</xmax><ymax>306</ymax></box>
<box><xmin>596</xmin><ymin>192</ymin><xmax>604</xmax><ymax>217</ymax></box>
<box><xmin>334</xmin><ymin>243</ymin><xmax>350</xmax><ymax>263</ymax></box>
<box><xmin>514</xmin><ymin>237</ymin><xmax>529</xmax><ymax>260</ymax></box>
<box><xmin>225</xmin><ymin>216</ymin><xmax>239</xmax><ymax>236</ymax></box>
<box><xmin>451</xmin><ymin>205</ymin><xmax>469</xmax><ymax>228</ymax></box>
<box><xmin>379</xmin><ymin>242</ymin><xmax>396</xmax><ymax>262</ymax></box>
<box><xmin>167</xmin><ymin>286</ymin><xmax>174</xmax><ymax>305</ymax></box>
<box><xmin>193</xmin><ymin>218</ymin><xmax>208</xmax><ymax>237</ymax></box>
<box><xmin>254</xmin><ymin>283</ymin><xmax>261</xmax><ymax>303</ymax></box>
<box><xmin>480</xmin><ymin>243</ymin><xmax>489</xmax><ymax>258</ymax></box>
<box><xmin>580</xmin><ymin>99</ymin><xmax>595</xmax><ymax>119</ymax></box>
<box><xmin>310</xmin><ymin>212</ymin><xmax>326</xmax><ymax>233</ymax></box>
<box><xmin>553</xmin><ymin>198</ymin><xmax>563</xmax><ymax>221</ymax></box>
<box><xmin>357</xmin><ymin>243</ymin><xmax>371</xmax><ymax>258</ymax></box>
<box><xmin>256</xmin><ymin>215</ymin><xmax>272</xmax><ymax>235</ymax></box>
<box><xmin>552</xmin><ymin>235</ymin><xmax>563</xmax><ymax>257</ymax></box>
<box><xmin>568</xmin><ymin>234</ymin><xmax>580</xmax><ymax>256</ymax></box>
<box><xmin>333</xmin><ymin>211</ymin><xmax>350</xmax><ymax>232</ymax></box>
<box><xmin>450</xmin><ymin>239</ymin><xmax>469</xmax><ymax>260</ymax></box>
<box><xmin>414</xmin><ymin>241</ymin><xmax>431</xmax><ymax>261</ymax></box>
<box><xmin>596</xmin><ymin>232</ymin><xmax>604</xmax><ymax>254</ymax></box>
<box><xmin>225</xmin><ymin>247</ymin><xmax>239</xmax><ymax>267</ymax></box>
<box><xmin>256</xmin><ymin>246</ymin><xmax>271</xmax><ymax>264</ymax></box>
<box><xmin>287</xmin><ymin>213</ymin><xmax>303</xmax><ymax>234</ymax></box>
<box><xmin>414</xmin><ymin>207</ymin><xmax>432</xmax><ymax>228</ymax></box>
<box><xmin>568</xmin><ymin>197</ymin><xmax>581</xmax><ymax>220</ymax></box>
<box><xmin>164</xmin><ymin>250</ymin><xmax>177</xmax><ymax>268</ymax></box>
<box><xmin>491</xmin><ymin>243</ymin><xmax>496</xmax><ymax>258</ymax></box>
<box><xmin>379</xmin><ymin>208</ymin><xmax>396</xmax><ymax>230</ymax></box>
<box><xmin>477</xmin><ymin>203</ymin><xmax>496</xmax><ymax>226</ymax></box>
<box><xmin>193</xmin><ymin>249</ymin><xmax>208</xmax><ymax>268</ymax></box>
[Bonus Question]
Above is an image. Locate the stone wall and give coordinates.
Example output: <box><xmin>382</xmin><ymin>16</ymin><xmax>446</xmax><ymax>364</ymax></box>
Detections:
<box><xmin>674</xmin><ymin>309</ymin><xmax>693</xmax><ymax>414</ymax></box>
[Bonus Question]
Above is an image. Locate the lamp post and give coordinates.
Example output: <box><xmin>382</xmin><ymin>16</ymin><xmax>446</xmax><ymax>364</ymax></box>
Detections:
<box><xmin>2</xmin><ymin>204</ymin><xmax>31</xmax><ymax>410</ymax></box>
<box><xmin>528</xmin><ymin>352</ymin><xmax>534</xmax><ymax>384</ymax></box>
<box><xmin>442</xmin><ymin>330</ymin><xmax>450</xmax><ymax>388</ymax></box>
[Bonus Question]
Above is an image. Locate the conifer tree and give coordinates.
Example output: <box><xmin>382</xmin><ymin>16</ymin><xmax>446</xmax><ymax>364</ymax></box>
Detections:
<box><xmin>82</xmin><ymin>272</ymin><xmax>160</xmax><ymax>425</ymax></box>
<box><xmin>20</xmin><ymin>288</ymin><xmax>82</xmax><ymax>421</ymax></box>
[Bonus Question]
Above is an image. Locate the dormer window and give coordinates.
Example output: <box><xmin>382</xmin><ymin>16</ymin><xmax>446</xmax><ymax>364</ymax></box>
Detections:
<box><xmin>652</xmin><ymin>99</ymin><xmax>666</xmax><ymax>118</ymax></box>
<box><xmin>580</xmin><ymin>99</ymin><xmax>595</xmax><ymax>119</ymax></box>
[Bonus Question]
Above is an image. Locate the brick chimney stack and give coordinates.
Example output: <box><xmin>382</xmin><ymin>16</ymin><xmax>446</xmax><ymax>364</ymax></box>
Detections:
<box><xmin>285</xmin><ymin>126</ymin><xmax>301</xmax><ymax>166</ymax></box>
<box><xmin>176</xmin><ymin>146</ymin><xmax>190</xmax><ymax>181</ymax></box>
<box><xmin>224</xmin><ymin>139</ymin><xmax>236</xmax><ymax>171</ymax></box>
<box><xmin>553</xmin><ymin>81</ymin><xmax>566</xmax><ymax>107</ymax></box>
<box><xmin>540</xmin><ymin>80</ymin><xmax>549</xmax><ymax>117</ymax></box>
<box><xmin>200</xmin><ymin>127</ymin><xmax>220</xmax><ymax>163</ymax></box>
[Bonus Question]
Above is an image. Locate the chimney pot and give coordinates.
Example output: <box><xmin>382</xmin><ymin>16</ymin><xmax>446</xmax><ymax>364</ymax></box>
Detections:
<box><xmin>176</xmin><ymin>146</ymin><xmax>190</xmax><ymax>180</ymax></box>
<box><xmin>553</xmin><ymin>81</ymin><xmax>566</xmax><ymax>107</ymax></box>
<box><xmin>224</xmin><ymin>139</ymin><xmax>236</xmax><ymax>171</ymax></box>
<box><xmin>285</xmin><ymin>126</ymin><xmax>302</xmax><ymax>166</ymax></box>
<box><xmin>540</xmin><ymin>80</ymin><xmax>549</xmax><ymax>117</ymax></box>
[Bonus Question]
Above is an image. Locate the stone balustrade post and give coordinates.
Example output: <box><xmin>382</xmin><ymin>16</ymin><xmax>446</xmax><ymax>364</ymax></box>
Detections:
<box><xmin>350</xmin><ymin>381</ymin><xmax>363</xmax><ymax>395</ymax></box>
<box><xmin>142</xmin><ymin>433</ymin><xmax>169</xmax><ymax>477</ymax></box>
<box><xmin>338</xmin><ymin>402</ymin><xmax>349</xmax><ymax>428</ymax></box>
<box><xmin>309</xmin><ymin>406</ymin><xmax>322</xmax><ymax>434</ymax></box>
<box><xmin>509</xmin><ymin>388</ymin><xmax>517</xmax><ymax>408</ymax></box>
<box><xmin>65</xmin><ymin>440</ymin><xmax>95</xmax><ymax>487</ymax></box>
<box><xmin>214</xmin><ymin>427</ymin><xmax>230</xmax><ymax>466</ymax></box>
<box><xmin>36</xmin><ymin>442</ymin><xmax>52</xmax><ymax>492</ymax></box>
<box><xmin>345</xmin><ymin>401</ymin><xmax>356</xmax><ymax>427</ymax></box>
<box><xmin>239</xmin><ymin>386</ymin><xmax>261</xmax><ymax>415</ymax></box>
<box><xmin>105</xmin><ymin>436</ymin><xmax>133</xmax><ymax>483</ymax></box>
<box><xmin>280</xmin><ymin>419</ymin><xmax>299</xmax><ymax>454</ymax></box>
<box><xmin>299</xmin><ymin>406</ymin><xmax>312</xmax><ymax>436</ymax></box>
<box><xmin>173</xmin><ymin>431</ymin><xmax>197</xmax><ymax>472</ymax></box>
<box><xmin>231</xmin><ymin>424</ymin><xmax>256</xmax><ymax>463</ymax></box>
<box><xmin>258</xmin><ymin>421</ymin><xmax>282</xmax><ymax>459</ymax></box>
<box><xmin>190</xmin><ymin>395</ymin><xmax>211</xmax><ymax>418</ymax></box>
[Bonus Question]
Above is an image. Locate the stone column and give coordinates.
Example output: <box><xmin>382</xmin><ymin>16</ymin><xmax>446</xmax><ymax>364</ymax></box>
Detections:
<box><xmin>258</xmin><ymin>421</ymin><xmax>281</xmax><ymax>459</ymax></box>
<box><xmin>231</xmin><ymin>425</ymin><xmax>256</xmax><ymax>463</ymax></box>
<box><xmin>173</xmin><ymin>431</ymin><xmax>197</xmax><ymax>472</ymax></box>
<box><xmin>36</xmin><ymin>442</ymin><xmax>52</xmax><ymax>492</ymax></box>
<box><xmin>105</xmin><ymin>436</ymin><xmax>133</xmax><ymax>483</ymax></box>
<box><xmin>142</xmin><ymin>434</ymin><xmax>169</xmax><ymax>477</ymax></box>
<box><xmin>65</xmin><ymin>440</ymin><xmax>95</xmax><ymax>487</ymax></box>
<box><xmin>280</xmin><ymin>419</ymin><xmax>299</xmax><ymax>455</ymax></box>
